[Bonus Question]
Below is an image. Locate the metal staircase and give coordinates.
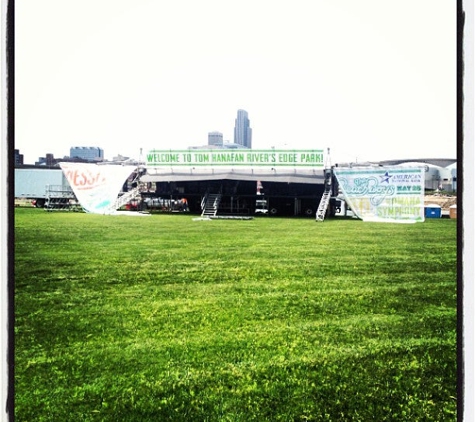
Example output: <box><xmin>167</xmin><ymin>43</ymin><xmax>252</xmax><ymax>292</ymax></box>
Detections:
<box><xmin>315</xmin><ymin>190</ymin><xmax>331</xmax><ymax>222</ymax></box>
<box><xmin>201</xmin><ymin>193</ymin><xmax>222</xmax><ymax>218</ymax></box>
<box><xmin>316</xmin><ymin>148</ymin><xmax>333</xmax><ymax>222</ymax></box>
<box><xmin>112</xmin><ymin>186</ymin><xmax>141</xmax><ymax>211</ymax></box>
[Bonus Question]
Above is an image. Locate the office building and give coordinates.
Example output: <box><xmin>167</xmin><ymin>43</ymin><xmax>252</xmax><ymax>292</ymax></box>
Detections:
<box><xmin>233</xmin><ymin>109</ymin><xmax>252</xmax><ymax>148</ymax></box>
<box><xmin>208</xmin><ymin>132</ymin><xmax>223</xmax><ymax>147</ymax></box>
<box><xmin>14</xmin><ymin>149</ymin><xmax>24</xmax><ymax>166</ymax></box>
<box><xmin>70</xmin><ymin>146</ymin><xmax>104</xmax><ymax>162</ymax></box>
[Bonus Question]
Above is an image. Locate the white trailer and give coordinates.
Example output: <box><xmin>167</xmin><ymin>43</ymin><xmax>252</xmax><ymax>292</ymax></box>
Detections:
<box><xmin>14</xmin><ymin>167</ymin><xmax>75</xmax><ymax>208</ymax></box>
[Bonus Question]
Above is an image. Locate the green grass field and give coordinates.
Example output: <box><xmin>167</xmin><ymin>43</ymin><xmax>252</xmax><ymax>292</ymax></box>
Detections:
<box><xmin>14</xmin><ymin>208</ymin><xmax>457</xmax><ymax>421</ymax></box>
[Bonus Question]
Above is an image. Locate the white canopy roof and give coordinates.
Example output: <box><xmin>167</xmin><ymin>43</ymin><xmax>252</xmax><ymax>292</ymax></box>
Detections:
<box><xmin>141</xmin><ymin>167</ymin><xmax>325</xmax><ymax>185</ymax></box>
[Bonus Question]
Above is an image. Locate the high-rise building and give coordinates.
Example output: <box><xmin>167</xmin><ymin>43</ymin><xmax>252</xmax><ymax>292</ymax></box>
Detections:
<box><xmin>234</xmin><ymin>109</ymin><xmax>252</xmax><ymax>148</ymax></box>
<box><xmin>14</xmin><ymin>149</ymin><xmax>24</xmax><ymax>166</ymax></box>
<box><xmin>208</xmin><ymin>131</ymin><xmax>223</xmax><ymax>147</ymax></box>
<box><xmin>70</xmin><ymin>146</ymin><xmax>104</xmax><ymax>161</ymax></box>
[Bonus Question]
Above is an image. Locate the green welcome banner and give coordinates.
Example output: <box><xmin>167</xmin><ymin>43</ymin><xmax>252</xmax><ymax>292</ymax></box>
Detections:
<box><xmin>146</xmin><ymin>149</ymin><xmax>325</xmax><ymax>168</ymax></box>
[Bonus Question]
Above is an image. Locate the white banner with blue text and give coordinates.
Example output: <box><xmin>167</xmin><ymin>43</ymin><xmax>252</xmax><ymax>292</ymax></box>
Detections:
<box><xmin>333</xmin><ymin>166</ymin><xmax>425</xmax><ymax>223</ymax></box>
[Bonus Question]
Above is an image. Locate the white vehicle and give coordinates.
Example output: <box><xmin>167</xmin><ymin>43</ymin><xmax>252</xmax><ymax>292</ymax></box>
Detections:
<box><xmin>15</xmin><ymin>167</ymin><xmax>75</xmax><ymax>208</ymax></box>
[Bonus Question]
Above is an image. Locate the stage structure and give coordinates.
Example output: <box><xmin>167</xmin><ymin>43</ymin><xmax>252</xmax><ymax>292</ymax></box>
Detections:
<box><xmin>57</xmin><ymin>151</ymin><xmax>426</xmax><ymax>222</ymax></box>
<box><xmin>141</xmin><ymin>149</ymin><xmax>330</xmax><ymax>217</ymax></box>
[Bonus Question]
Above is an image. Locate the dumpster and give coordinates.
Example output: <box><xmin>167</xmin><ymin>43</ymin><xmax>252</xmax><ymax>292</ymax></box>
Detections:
<box><xmin>425</xmin><ymin>204</ymin><xmax>442</xmax><ymax>218</ymax></box>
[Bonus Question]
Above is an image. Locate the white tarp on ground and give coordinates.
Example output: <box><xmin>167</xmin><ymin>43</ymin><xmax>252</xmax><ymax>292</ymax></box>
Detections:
<box><xmin>59</xmin><ymin>163</ymin><xmax>136</xmax><ymax>214</ymax></box>
<box><xmin>334</xmin><ymin>166</ymin><xmax>425</xmax><ymax>223</ymax></box>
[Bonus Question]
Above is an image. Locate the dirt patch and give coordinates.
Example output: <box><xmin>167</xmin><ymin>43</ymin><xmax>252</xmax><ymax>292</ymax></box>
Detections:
<box><xmin>424</xmin><ymin>194</ymin><xmax>457</xmax><ymax>210</ymax></box>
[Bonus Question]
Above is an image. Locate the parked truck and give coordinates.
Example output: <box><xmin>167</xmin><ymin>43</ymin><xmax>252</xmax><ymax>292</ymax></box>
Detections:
<box><xmin>14</xmin><ymin>166</ymin><xmax>76</xmax><ymax>208</ymax></box>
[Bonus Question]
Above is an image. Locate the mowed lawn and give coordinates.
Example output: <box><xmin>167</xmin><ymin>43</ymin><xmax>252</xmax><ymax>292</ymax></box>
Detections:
<box><xmin>14</xmin><ymin>208</ymin><xmax>457</xmax><ymax>421</ymax></box>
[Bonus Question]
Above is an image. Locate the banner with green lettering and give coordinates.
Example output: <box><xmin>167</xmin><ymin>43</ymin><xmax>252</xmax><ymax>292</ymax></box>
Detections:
<box><xmin>146</xmin><ymin>149</ymin><xmax>325</xmax><ymax>168</ymax></box>
<box><xmin>333</xmin><ymin>166</ymin><xmax>425</xmax><ymax>223</ymax></box>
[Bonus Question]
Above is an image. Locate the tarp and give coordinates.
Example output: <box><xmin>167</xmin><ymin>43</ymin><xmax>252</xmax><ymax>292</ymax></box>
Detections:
<box><xmin>59</xmin><ymin>163</ymin><xmax>136</xmax><ymax>214</ymax></box>
<box><xmin>333</xmin><ymin>166</ymin><xmax>425</xmax><ymax>223</ymax></box>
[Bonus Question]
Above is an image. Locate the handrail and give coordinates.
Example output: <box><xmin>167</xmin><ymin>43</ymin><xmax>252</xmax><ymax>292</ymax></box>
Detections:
<box><xmin>113</xmin><ymin>186</ymin><xmax>141</xmax><ymax>210</ymax></box>
<box><xmin>201</xmin><ymin>193</ymin><xmax>208</xmax><ymax>211</ymax></box>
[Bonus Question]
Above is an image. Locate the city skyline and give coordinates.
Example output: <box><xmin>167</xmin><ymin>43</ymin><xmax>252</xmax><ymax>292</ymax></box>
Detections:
<box><xmin>15</xmin><ymin>1</ymin><xmax>456</xmax><ymax>165</ymax></box>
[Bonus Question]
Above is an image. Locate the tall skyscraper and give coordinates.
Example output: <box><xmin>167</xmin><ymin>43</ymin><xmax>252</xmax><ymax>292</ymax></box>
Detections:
<box><xmin>233</xmin><ymin>109</ymin><xmax>252</xmax><ymax>148</ymax></box>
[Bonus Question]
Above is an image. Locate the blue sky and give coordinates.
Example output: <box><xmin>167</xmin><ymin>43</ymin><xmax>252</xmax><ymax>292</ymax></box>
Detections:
<box><xmin>15</xmin><ymin>0</ymin><xmax>456</xmax><ymax>165</ymax></box>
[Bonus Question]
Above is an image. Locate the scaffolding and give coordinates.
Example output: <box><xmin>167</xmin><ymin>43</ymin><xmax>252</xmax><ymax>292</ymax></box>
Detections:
<box><xmin>44</xmin><ymin>185</ymin><xmax>82</xmax><ymax>212</ymax></box>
